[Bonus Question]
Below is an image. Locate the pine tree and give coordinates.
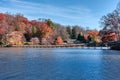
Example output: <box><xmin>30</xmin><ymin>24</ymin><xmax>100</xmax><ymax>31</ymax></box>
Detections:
<box><xmin>77</xmin><ymin>32</ymin><xmax>86</xmax><ymax>43</ymax></box>
<box><xmin>72</xmin><ymin>27</ymin><xmax>77</xmax><ymax>39</ymax></box>
<box><xmin>66</xmin><ymin>26</ymin><xmax>72</xmax><ymax>38</ymax></box>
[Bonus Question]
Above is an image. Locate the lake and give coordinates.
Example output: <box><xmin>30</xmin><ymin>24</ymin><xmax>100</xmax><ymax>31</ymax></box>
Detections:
<box><xmin>0</xmin><ymin>48</ymin><xmax>120</xmax><ymax>80</ymax></box>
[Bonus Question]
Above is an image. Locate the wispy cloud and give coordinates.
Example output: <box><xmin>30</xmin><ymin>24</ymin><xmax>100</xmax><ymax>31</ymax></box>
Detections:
<box><xmin>0</xmin><ymin>0</ymin><xmax>100</xmax><ymax>29</ymax></box>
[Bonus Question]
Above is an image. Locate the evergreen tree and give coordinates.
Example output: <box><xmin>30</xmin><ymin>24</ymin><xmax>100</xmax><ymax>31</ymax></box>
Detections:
<box><xmin>47</xmin><ymin>19</ymin><xmax>56</xmax><ymax>30</ymax></box>
<box><xmin>87</xmin><ymin>35</ymin><xmax>92</xmax><ymax>43</ymax></box>
<box><xmin>77</xmin><ymin>32</ymin><xmax>86</xmax><ymax>43</ymax></box>
<box><xmin>72</xmin><ymin>27</ymin><xmax>77</xmax><ymax>39</ymax></box>
<box><xmin>31</xmin><ymin>26</ymin><xmax>37</xmax><ymax>37</ymax></box>
<box><xmin>66</xmin><ymin>26</ymin><xmax>72</xmax><ymax>38</ymax></box>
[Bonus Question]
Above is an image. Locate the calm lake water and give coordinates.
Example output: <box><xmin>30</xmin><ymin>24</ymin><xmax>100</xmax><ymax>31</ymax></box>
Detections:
<box><xmin>0</xmin><ymin>48</ymin><xmax>120</xmax><ymax>80</ymax></box>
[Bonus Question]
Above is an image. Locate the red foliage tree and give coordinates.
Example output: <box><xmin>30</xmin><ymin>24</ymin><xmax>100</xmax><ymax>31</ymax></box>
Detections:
<box><xmin>0</xmin><ymin>13</ymin><xmax>7</xmax><ymax>36</ymax></box>
<box><xmin>30</xmin><ymin>20</ymin><xmax>39</xmax><ymax>27</ymax></box>
<box><xmin>0</xmin><ymin>13</ymin><xmax>5</xmax><ymax>21</ymax></box>
<box><xmin>102</xmin><ymin>31</ymin><xmax>118</xmax><ymax>42</ymax></box>
<box><xmin>23</xmin><ymin>18</ymin><xmax>31</xmax><ymax>27</ymax></box>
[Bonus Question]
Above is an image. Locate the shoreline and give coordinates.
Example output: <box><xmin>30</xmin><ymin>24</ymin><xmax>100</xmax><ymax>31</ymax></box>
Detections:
<box><xmin>0</xmin><ymin>44</ymin><xmax>110</xmax><ymax>50</ymax></box>
<box><xmin>2</xmin><ymin>44</ymin><xmax>85</xmax><ymax>48</ymax></box>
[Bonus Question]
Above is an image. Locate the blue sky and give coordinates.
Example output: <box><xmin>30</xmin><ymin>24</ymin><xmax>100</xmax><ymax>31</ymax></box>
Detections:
<box><xmin>0</xmin><ymin>0</ymin><xmax>119</xmax><ymax>30</ymax></box>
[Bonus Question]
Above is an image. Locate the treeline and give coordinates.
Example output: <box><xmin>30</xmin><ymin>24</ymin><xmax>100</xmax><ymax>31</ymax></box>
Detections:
<box><xmin>0</xmin><ymin>12</ymin><xmax>100</xmax><ymax>45</ymax></box>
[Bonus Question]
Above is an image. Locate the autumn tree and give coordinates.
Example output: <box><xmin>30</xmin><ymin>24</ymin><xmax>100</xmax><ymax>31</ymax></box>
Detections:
<box><xmin>0</xmin><ymin>13</ymin><xmax>7</xmax><ymax>41</ymax></box>
<box><xmin>24</xmin><ymin>20</ymin><xmax>38</xmax><ymax>41</ymax></box>
<box><xmin>5</xmin><ymin>13</ymin><xmax>16</xmax><ymax>32</ymax></box>
<box><xmin>0</xmin><ymin>13</ymin><xmax>6</xmax><ymax>21</ymax></box>
<box><xmin>101</xmin><ymin>31</ymin><xmax>118</xmax><ymax>42</ymax></box>
<box><xmin>13</xmin><ymin>14</ymin><xmax>27</xmax><ymax>33</ymax></box>
<box><xmin>87</xmin><ymin>30</ymin><xmax>100</xmax><ymax>43</ymax></box>
<box><xmin>54</xmin><ymin>36</ymin><xmax>63</xmax><ymax>45</ymax></box>
<box><xmin>46</xmin><ymin>19</ymin><xmax>56</xmax><ymax>30</ymax></box>
<box><xmin>35</xmin><ymin>22</ymin><xmax>54</xmax><ymax>44</ymax></box>
<box><xmin>39</xmin><ymin>22</ymin><xmax>54</xmax><ymax>38</ymax></box>
<box><xmin>55</xmin><ymin>24</ymin><xmax>69</xmax><ymax>41</ymax></box>
<box><xmin>100</xmin><ymin>2</ymin><xmax>120</xmax><ymax>40</ymax></box>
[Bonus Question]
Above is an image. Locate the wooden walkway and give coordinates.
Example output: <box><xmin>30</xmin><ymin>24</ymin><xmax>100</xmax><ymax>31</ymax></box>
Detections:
<box><xmin>0</xmin><ymin>44</ymin><xmax>110</xmax><ymax>50</ymax></box>
<box><xmin>12</xmin><ymin>44</ymin><xmax>85</xmax><ymax>48</ymax></box>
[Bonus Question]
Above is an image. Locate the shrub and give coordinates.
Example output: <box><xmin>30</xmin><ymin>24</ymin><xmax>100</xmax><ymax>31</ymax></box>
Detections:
<box><xmin>0</xmin><ymin>41</ymin><xmax>5</xmax><ymax>45</ymax></box>
<box><xmin>110</xmin><ymin>44</ymin><xmax>120</xmax><ymax>50</ymax></box>
<box><xmin>24</xmin><ymin>42</ymin><xmax>30</xmax><ymax>45</ymax></box>
<box><xmin>5</xmin><ymin>44</ymin><xmax>12</xmax><ymax>47</ymax></box>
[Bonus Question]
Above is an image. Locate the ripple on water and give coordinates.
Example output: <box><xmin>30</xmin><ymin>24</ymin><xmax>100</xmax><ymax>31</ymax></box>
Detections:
<box><xmin>0</xmin><ymin>48</ymin><xmax>120</xmax><ymax>80</ymax></box>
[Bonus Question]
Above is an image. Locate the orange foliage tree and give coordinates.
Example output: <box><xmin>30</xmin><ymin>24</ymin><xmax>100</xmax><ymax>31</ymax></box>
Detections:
<box><xmin>87</xmin><ymin>30</ymin><xmax>99</xmax><ymax>38</ymax></box>
<box><xmin>14</xmin><ymin>15</ymin><xmax>29</xmax><ymax>33</ymax></box>
<box><xmin>87</xmin><ymin>30</ymin><xmax>100</xmax><ymax>42</ymax></box>
<box><xmin>39</xmin><ymin>22</ymin><xmax>54</xmax><ymax>38</ymax></box>
<box><xmin>55</xmin><ymin>36</ymin><xmax>63</xmax><ymax>45</ymax></box>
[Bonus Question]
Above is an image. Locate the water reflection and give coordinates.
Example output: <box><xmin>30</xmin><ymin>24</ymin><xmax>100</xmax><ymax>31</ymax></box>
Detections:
<box><xmin>0</xmin><ymin>48</ymin><xmax>120</xmax><ymax>80</ymax></box>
